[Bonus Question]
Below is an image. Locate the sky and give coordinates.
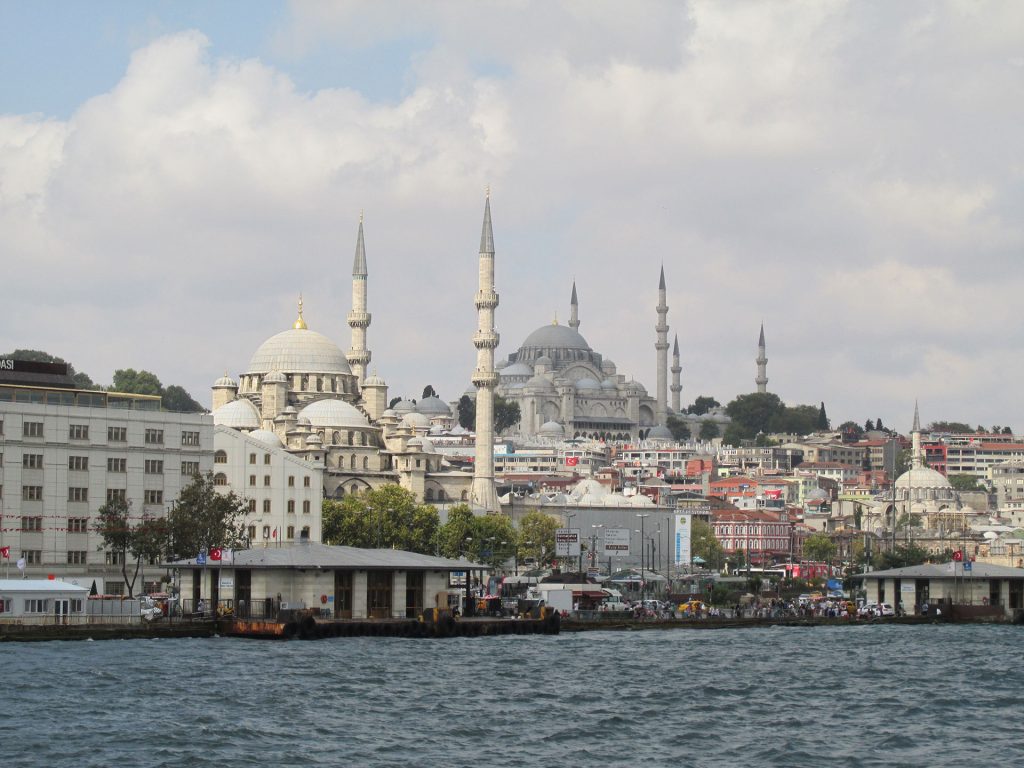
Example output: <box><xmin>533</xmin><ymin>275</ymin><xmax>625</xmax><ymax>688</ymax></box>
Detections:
<box><xmin>1</xmin><ymin>1</ymin><xmax>1022</xmax><ymax>432</ymax></box>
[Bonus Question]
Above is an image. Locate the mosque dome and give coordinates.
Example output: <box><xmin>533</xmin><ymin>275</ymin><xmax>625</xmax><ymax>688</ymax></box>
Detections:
<box><xmin>213</xmin><ymin>373</ymin><xmax>237</xmax><ymax>388</ymax></box>
<box><xmin>306</xmin><ymin>432</ymin><xmax>323</xmax><ymax>446</ymax></box>
<box><xmin>526</xmin><ymin>375</ymin><xmax>556</xmax><ymax>392</ymax></box>
<box><xmin>401</xmin><ymin>412</ymin><xmax>430</xmax><ymax>429</ymax></box>
<box><xmin>538</xmin><ymin>421</ymin><xmax>565</xmax><ymax>438</ymax></box>
<box><xmin>647</xmin><ymin>425</ymin><xmax>674</xmax><ymax>441</ymax></box>
<box><xmin>895</xmin><ymin>466</ymin><xmax>955</xmax><ymax>502</ymax></box>
<box><xmin>363</xmin><ymin>372</ymin><xmax>387</xmax><ymax>387</ymax></box>
<box><xmin>407</xmin><ymin>437</ymin><xmax>424</xmax><ymax>449</ymax></box>
<box><xmin>392</xmin><ymin>399</ymin><xmax>417</xmax><ymax>415</ymax></box>
<box><xmin>263</xmin><ymin>370</ymin><xmax>287</xmax><ymax>384</ymax></box>
<box><xmin>624</xmin><ymin>380</ymin><xmax>647</xmax><ymax>394</ymax></box>
<box><xmin>520</xmin><ymin>323</ymin><xmax>591</xmax><ymax>351</ymax></box>
<box><xmin>298</xmin><ymin>399</ymin><xmax>369</xmax><ymax>429</ymax></box>
<box><xmin>535</xmin><ymin>355</ymin><xmax>553</xmax><ymax>367</ymax></box>
<box><xmin>575</xmin><ymin>377</ymin><xmax>602</xmax><ymax>392</ymax></box>
<box><xmin>249</xmin><ymin>429</ymin><xmax>284</xmax><ymax>447</ymax></box>
<box><xmin>500</xmin><ymin>362</ymin><xmax>534</xmax><ymax>378</ymax></box>
<box><xmin>417</xmin><ymin>396</ymin><xmax>452</xmax><ymax>417</ymax></box>
<box><xmin>247</xmin><ymin>327</ymin><xmax>351</xmax><ymax>375</ymax></box>
<box><xmin>213</xmin><ymin>398</ymin><xmax>260</xmax><ymax>430</ymax></box>
<box><xmin>419</xmin><ymin>436</ymin><xmax>437</xmax><ymax>454</ymax></box>
<box><xmin>601</xmin><ymin>378</ymin><xmax>618</xmax><ymax>390</ymax></box>
<box><xmin>381</xmin><ymin>409</ymin><xmax>398</xmax><ymax>420</ymax></box>
<box><xmin>495</xmin><ymin>360</ymin><xmax>509</xmax><ymax>370</ymax></box>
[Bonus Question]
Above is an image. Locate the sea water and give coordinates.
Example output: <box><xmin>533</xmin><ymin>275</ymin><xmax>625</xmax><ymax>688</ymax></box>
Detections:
<box><xmin>4</xmin><ymin>624</ymin><xmax>1021</xmax><ymax>767</ymax></box>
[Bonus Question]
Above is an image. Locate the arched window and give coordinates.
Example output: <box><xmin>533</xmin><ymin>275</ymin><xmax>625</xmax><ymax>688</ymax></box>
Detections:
<box><xmin>213</xmin><ymin>473</ymin><xmax>228</xmax><ymax>486</ymax></box>
<box><xmin>214</xmin><ymin>450</ymin><xmax>227</xmax><ymax>464</ymax></box>
<box><xmin>348</xmin><ymin>431</ymin><xmax>354</xmax><ymax>445</ymax></box>
<box><xmin>425</xmin><ymin>488</ymin><xmax>435</xmax><ymax>501</ymax></box>
<box><xmin>333</xmin><ymin>431</ymin><xmax>340</xmax><ymax>445</ymax></box>
<box><xmin>350</xmin><ymin>454</ymin><xmax>356</xmax><ymax>469</ymax></box>
<box><xmin>461</xmin><ymin>491</ymin><xmax>468</xmax><ymax>501</ymax></box>
<box><xmin>362</xmin><ymin>456</ymin><xmax>368</xmax><ymax>470</ymax></box>
<box><xmin>287</xmin><ymin>525</ymin><xmax>295</xmax><ymax>540</ymax></box>
<box><xmin>301</xmin><ymin>526</ymin><xmax>310</xmax><ymax>540</ymax></box>
<box><xmin>361</xmin><ymin>433</ymin><xmax>368</xmax><ymax>446</ymax></box>
<box><xmin>438</xmin><ymin>489</ymin><xmax>446</xmax><ymax>501</ymax></box>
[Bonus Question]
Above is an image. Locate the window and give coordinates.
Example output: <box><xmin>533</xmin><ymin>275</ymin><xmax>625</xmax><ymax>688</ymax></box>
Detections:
<box><xmin>68</xmin><ymin>517</ymin><xmax>89</xmax><ymax>533</ymax></box>
<box><xmin>105</xmin><ymin>551</ymin><xmax>124</xmax><ymax>566</ymax></box>
<box><xmin>108</xmin><ymin>426</ymin><xmax>128</xmax><ymax>441</ymax></box>
<box><xmin>264</xmin><ymin>475</ymin><xmax>270</xmax><ymax>487</ymax></box>
<box><xmin>249</xmin><ymin>453</ymin><xmax>256</xmax><ymax>464</ymax></box>
<box><xmin>301</xmin><ymin>526</ymin><xmax>310</xmax><ymax>540</ymax></box>
<box><xmin>0</xmin><ymin>598</ymin><xmax>10</xmax><ymax>613</ymax></box>
<box><xmin>264</xmin><ymin>454</ymin><xmax>271</xmax><ymax>465</ymax></box>
<box><xmin>22</xmin><ymin>550</ymin><xmax>42</xmax><ymax>565</ymax></box>
<box><xmin>67</xmin><ymin>551</ymin><xmax>88</xmax><ymax>565</ymax></box>
<box><xmin>302</xmin><ymin>500</ymin><xmax>310</xmax><ymax>515</ymax></box>
<box><xmin>304</xmin><ymin>476</ymin><xmax>310</xmax><ymax>488</ymax></box>
<box><xmin>182</xmin><ymin>431</ymin><xmax>200</xmax><ymax>446</ymax></box>
<box><xmin>247</xmin><ymin>525</ymin><xmax>256</xmax><ymax>541</ymax></box>
<box><xmin>263</xmin><ymin>499</ymin><xmax>271</xmax><ymax>514</ymax></box>
<box><xmin>287</xmin><ymin>525</ymin><xmax>295</xmax><ymax>540</ymax></box>
<box><xmin>107</xmin><ymin>457</ymin><xmax>126</xmax><ymax>473</ymax></box>
<box><xmin>288</xmin><ymin>475</ymin><xmax>295</xmax><ymax>487</ymax></box>
<box><xmin>69</xmin><ymin>424</ymin><xmax>89</xmax><ymax>440</ymax></box>
<box><xmin>68</xmin><ymin>487</ymin><xmax>89</xmax><ymax>502</ymax></box>
<box><xmin>69</xmin><ymin>456</ymin><xmax>88</xmax><ymax>471</ymax></box>
<box><xmin>181</xmin><ymin>461</ymin><xmax>199</xmax><ymax>476</ymax></box>
<box><xmin>144</xmin><ymin>459</ymin><xmax>164</xmax><ymax>474</ymax></box>
<box><xmin>21</xmin><ymin>516</ymin><xmax>42</xmax><ymax>532</ymax></box>
<box><xmin>144</xmin><ymin>429</ymin><xmax>164</xmax><ymax>445</ymax></box>
<box><xmin>262</xmin><ymin>525</ymin><xmax>271</xmax><ymax>539</ymax></box>
<box><xmin>106</xmin><ymin>488</ymin><xmax>127</xmax><ymax>503</ymax></box>
<box><xmin>24</xmin><ymin>421</ymin><xmax>44</xmax><ymax>438</ymax></box>
<box><xmin>214</xmin><ymin>450</ymin><xmax>228</xmax><ymax>464</ymax></box>
<box><xmin>23</xmin><ymin>454</ymin><xmax>43</xmax><ymax>469</ymax></box>
<box><xmin>24</xmin><ymin>599</ymin><xmax>48</xmax><ymax>613</ymax></box>
<box><xmin>213</xmin><ymin>473</ymin><xmax>228</xmax><ymax>486</ymax></box>
<box><xmin>144</xmin><ymin>490</ymin><xmax>163</xmax><ymax>505</ymax></box>
<box><xmin>247</xmin><ymin>499</ymin><xmax>256</xmax><ymax>513</ymax></box>
<box><xmin>287</xmin><ymin>500</ymin><xmax>295</xmax><ymax>514</ymax></box>
<box><xmin>249</xmin><ymin>475</ymin><xmax>256</xmax><ymax>486</ymax></box>
<box><xmin>22</xmin><ymin>486</ymin><xmax>43</xmax><ymax>501</ymax></box>
<box><xmin>363</xmin><ymin>457</ymin><xmax>368</xmax><ymax>470</ymax></box>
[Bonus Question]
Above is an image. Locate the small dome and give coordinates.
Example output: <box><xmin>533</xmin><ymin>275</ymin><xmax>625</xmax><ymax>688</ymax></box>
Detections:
<box><xmin>539</xmin><ymin>421</ymin><xmax>565</xmax><ymax>438</ymax></box>
<box><xmin>575</xmin><ymin>377</ymin><xmax>602</xmax><ymax>392</ymax></box>
<box><xmin>263</xmin><ymin>370</ymin><xmax>287</xmax><ymax>384</ymax></box>
<box><xmin>526</xmin><ymin>375</ymin><xmax>556</xmax><ymax>391</ymax></box>
<box><xmin>306</xmin><ymin>432</ymin><xmax>323</xmax><ymax>445</ymax></box>
<box><xmin>402</xmin><ymin>412</ymin><xmax>430</xmax><ymax>428</ymax></box>
<box><xmin>624</xmin><ymin>380</ymin><xmax>647</xmax><ymax>394</ymax></box>
<box><xmin>213</xmin><ymin>398</ymin><xmax>260</xmax><ymax>429</ymax></box>
<box><xmin>363</xmin><ymin>372</ymin><xmax>387</xmax><ymax>387</ymax></box>
<box><xmin>417</xmin><ymin>396</ymin><xmax>452</xmax><ymax>416</ymax></box>
<box><xmin>495</xmin><ymin>360</ymin><xmax>509</xmax><ymax>370</ymax></box>
<box><xmin>299</xmin><ymin>399</ymin><xmax>370</xmax><ymax>429</ymax></box>
<box><xmin>249</xmin><ymin>429</ymin><xmax>283</xmax><ymax>447</ymax></box>
<box><xmin>283</xmin><ymin>405</ymin><xmax>298</xmax><ymax>415</ymax></box>
<box><xmin>500</xmin><ymin>362</ymin><xmax>533</xmax><ymax>378</ymax></box>
<box><xmin>419</xmin><ymin>436</ymin><xmax>437</xmax><ymax>454</ymax></box>
<box><xmin>393</xmin><ymin>399</ymin><xmax>417</xmax><ymax>415</ymax></box>
<box><xmin>535</xmin><ymin>355</ymin><xmax>553</xmax><ymax>367</ymax></box>
<box><xmin>296</xmin><ymin>415</ymin><xmax>312</xmax><ymax>426</ymax></box>
<box><xmin>647</xmin><ymin>425</ymin><xmax>674</xmax><ymax>441</ymax></box>
<box><xmin>247</xmin><ymin>327</ymin><xmax>351</xmax><ymax>375</ymax></box>
<box><xmin>381</xmin><ymin>409</ymin><xmax>398</xmax><ymax>419</ymax></box>
<box><xmin>601</xmin><ymin>359</ymin><xmax>617</xmax><ymax>375</ymax></box>
<box><xmin>407</xmin><ymin>437</ymin><xmax>423</xmax><ymax>449</ymax></box>
<box><xmin>213</xmin><ymin>373</ymin><xmax>237</xmax><ymax>388</ymax></box>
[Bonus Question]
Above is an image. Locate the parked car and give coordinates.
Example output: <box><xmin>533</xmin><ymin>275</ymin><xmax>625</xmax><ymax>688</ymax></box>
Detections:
<box><xmin>858</xmin><ymin>602</ymin><xmax>895</xmax><ymax>617</ymax></box>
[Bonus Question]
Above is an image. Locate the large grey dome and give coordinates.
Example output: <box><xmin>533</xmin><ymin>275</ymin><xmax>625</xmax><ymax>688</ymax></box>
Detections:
<box><xmin>247</xmin><ymin>328</ymin><xmax>351</xmax><ymax>375</ymax></box>
<box><xmin>213</xmin><ymin>398</ymin><xmax>260</xmax><ymax>429</ymax></box>
<box><xmin>520</xmin><ymin>323</ymin><xmax>591</xmax><ymax>351</ymax></box>
<box><xmin>299</xmin><ymin>398</ymin><xmax>369</xmax><ymax>429</ymax></box>
<box><xmin>417</xmin><ymin>396</ymin><xmax>452</xmax><ymax>416</ymax></box>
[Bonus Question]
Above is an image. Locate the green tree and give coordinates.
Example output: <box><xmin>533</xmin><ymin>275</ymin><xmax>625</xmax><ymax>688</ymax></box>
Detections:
<box><xmin>839</xmin><ymin>421</ymin><xmax>865</xmax><ymax>442</ymax></box>
<box><xmin>817</xmin><ymin>402</ymin><xmax>830</xmax><ymax>430</ymax></box>
<box><xmin>772</xmin><ymin>404</ymin><xmax>820</xmax><ymax>435</ymax></box>
<box><xmin>422</xmin><ymin>385</ymin><xmax>437</xmax><ymax>399</ymax></box>
<box><xmin>927</xmin><ymin>421</ymin><xmax>974</xmax><ymax>434</ymax></box>
<box><xmin>666</xmin><ymin>414</ymin><xmax>691</xmax><ymax>441</ymax></box>
<box><xmin>474</xmin><ymin>513</ymin><xmax>517</xmax><ymax>570</ymax></box>
<box><xmin>110</xmin><ymin>368</ymin><xmax>163</xmax><ymax>396</ymax></box>
<box><xmin>699</xmin><ymin>420</ymin><xmax>720</xmax><ymax>440</ymax></box>
<box><xmin>691</xmin><ymin>518</ymin><xmax>724</xmax><ymax>570</ymax></box>
<box><xmin>436</xmin><ymin>504</ymin><xmax>477</xmax><ymax>558</ymax></box>
<box><xmin>687</xmin><ymin>396</ymin><xmax>720</xmax><ymax>416</ymax></box>
<box><xmin>948</xmin><ymin>474</ymin><xmax>981</xmax><ymax>492</ymax></box>
<box><xmin>517</xmin><ymin>510</ymin><xmax>560</xmax><ymax>565</ymax></box>
<box><xmin>165</xmin><ymin>473</ymin><xmax>249</xmax><ymax>560</ymax></box>
<box><xmin>457</xmin><ymin>395</ymin><xmax>474</xmax><ymax>429</ymax></box>
<box><xmin>93</xmin><ymin>498</ymin><xmax>143</xmax><ymax>598</ymax></box>
<box><xmin>494</xmin><ymin>395</ymin><xmax>521</xmax><ymax>433</ymax></box>
<box><xmin>724</xmin><ymin>392</ymin><xmax>785</xmax><ymax>442</ymax></box>
<box><xmin>874</xmin><ymin>543</ymin><xmax>930</xmax><ymax>570</ymax></box>
<box><xmin>389</xmin><ymin>396</ymin><xmax>402</xmax><ymax>409</ymax></box>
<box><xmin>876</xmin><ymin>417</ymin><xmax>885</xmax><ymax>431</ymax></box>
<box><xmin>802</xmin><ymin>533</ymin><xmax>837</xmax><ymax>563</ymax></box>
<box><xmin>893</xmin><ymin>448</ymin><xmax>913</xmax><ymax>477</ymax></box>
<box><xmin>321</xmin><ymin>485</ymin><xmax>439</xmax><ymax>553</ymax></box>
<box><xmin>162</xmin><ymin>384</ymin><xmax>204</xmax><ymax>412</ymax></box>
<box><xmin>864</xmin><ymin>419</ymin><xmax>875</xmax><ymax>432</ymax></box>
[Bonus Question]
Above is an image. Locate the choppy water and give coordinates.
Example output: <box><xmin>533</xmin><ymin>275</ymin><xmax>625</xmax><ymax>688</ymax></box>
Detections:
<box><xmin>3</xmin><ymin>624</ymin><xmax>1022</xmax><ymax>767</ymax></box>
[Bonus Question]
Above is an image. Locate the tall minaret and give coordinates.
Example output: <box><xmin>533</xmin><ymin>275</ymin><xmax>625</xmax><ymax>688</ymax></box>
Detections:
<box><xmin>470</xmin><ymin>192</ymin><xmax>502</xmax><ymax>513</ymax></box>
<box><xmin>755</xmin><ymin>323</ymin><xmax>768</xmax><ymax>394</ymax></box>
<box><xmin>569</xmin><ymin>280</ymin><xmax>580</xmax><ymax>330</ymax></box>
<box><xmin>655</xmin><ymin>266</ymin><xmax>669</xmax><ymax>427</ymax></box>
<box><xmin>671</xmin><ymin>334</ymin><xmax>682</xmax><ymax>413</ymax></box>
<box><xmin>347</xmin><ymin>213</ymin><xmax>371</xmax><ymax>382</ymax></box>
<box><xmin>911</xmin><ymin>399</ymin><xmax>923</xmax><ymax>469</ymax></box>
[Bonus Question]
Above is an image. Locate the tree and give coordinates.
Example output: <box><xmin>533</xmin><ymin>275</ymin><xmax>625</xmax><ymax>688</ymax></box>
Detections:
<box><xmin>948</xmin><ymin>474</ymin><xmax>982</xmax><ymax>492</ymax></box>
<box><xmin>691</xmin><ymin>518</ymin><xmax>724</xmax><ymax>570</ymax></box>
<box><xmin>687</xmin><ymin>396</ymin><xmax>720</xmax><ymax>416</ymax></box>
<box><xmin>321</xmin><ymin>485</ymin><xmax>439</xmax><ymax>553</ymax></box>
<box><xmin>699</xmin><ymin>420</ymin><xmax>720</xmax><ymax>440</ymax></box>
<box><xmin>725</xmin><ymin>392</ymin><xmax>785</xmax><ymax>441</ymax></box>
<box><xmin>436</xmin><ymin>504</ymin><xmax>476</xmax><ymax>559</ymax></box>
<box><xmin>875</xmin><ymin>543</ymin><xmax>930</xmax><ymax>570</ymax></box>
<box><xmin>893</xmin><ymin>448</ymin><xmax>913</xmax><ymax>478</ymax></box>
<box><xmin>110</xmin><ymin>368</ymin><xmax>163</xmax><ymax>396</ymax></box>
<box><xmin>839</xmin><ymin>421</ymin><xmax>865</xmax><ymax>442</ymax></box>
<box><xmin>494</xmin><ymin>395</ymin><xmax>521</xmax><ymax>433</ymax></box>
<box><xmin>875</xmin><ymin>417</ymin><xmax>885</xmax><ymax>431</ymax></box>
<box><xmin>666</xmin><ymin>414</ymin><xmax>691</xmax><ymax>441</ymax></box>
<box><xmin>517</xmin><ymin>510</ymin><xmax>560</xmax><ymax>565</ymax></box>
<box><xmin>1003</xmin><ymin>426</ymin><xmax>1013</xmax><ymax>435</ymax></box>
<box><xmin>165</xmin><ymin>473</ymin><xmax>249</xmax><ymax>560</ymax></box>
<box><xmin>162</xmin><ymin>384</ymin><xmax>204</xmax><ymax>413</ymax></box>
<box><xmin>389</xmin><ymin>396</ymin><xmax>402</xmax><ymax>409</ymax></box>
<box><xmin>457</xmin><ymin>395</ymin><xmax>474</xmax><ymax>429</ymax></box>
<box><xmin>422</xmin><ymin>385</ymin><xmax>437</xmax><ymax>399</ymax></box>
<box><xmin>864</xmin><ymin>419</ymin><xmax>875</xmax><ymax>432</ymax></box>
<box><xmin>817</xmin><ymin>402</ymin><xmax>830</xmax><ymax>430</ymax></box>
<box><xmin>802</xmin><ymin>533</ymin><xmax>836</xmax><ymax>563</ymax></box>
<box><xmin>93</xmin><ymin>498</ymin><xmax>143</xmax><ymax>598</ymax></box>
<box><xmin>927</xmin><ymin>421</ymin><xmax>973</xmax><ymax>434</ymax></box>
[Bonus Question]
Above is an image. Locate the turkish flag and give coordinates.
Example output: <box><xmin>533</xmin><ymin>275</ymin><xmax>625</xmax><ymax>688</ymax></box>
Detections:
<box><xmin>209</xmin><ymin>547</ymin><xmax>223</xmax><ymax>561</ymax></box>
<box><xmin>566</xmin><ymin>457</ymin><xmax>579</xmax><ymax>466</ymax></box>
<box><xmin>953</xmin><ymin>550</ymin><xmax>963</xmax><ymax>562</ymax></box>
<box><xmin>0</xmin><ymin>546</ymin><xmax>9</xmax><ymax>559</ymax></box>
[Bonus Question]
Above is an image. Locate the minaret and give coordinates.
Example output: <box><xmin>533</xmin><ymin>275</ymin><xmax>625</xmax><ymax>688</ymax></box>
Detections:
<box><xmin>756</xmin><ymin>323</ymin><xmax>768</xmax><ymax>394</ymax></box>
<box><xmin>911</xmin><ymin>400</ymin><xmax>923</xmax><ymax>469</ymax></box>
<box><xmin>470</xmin><ymin>191</ymin><xmax>502</xmax><ymax>513</ymax></box>
<box><xmin>347</xmin><ymin>213</ymin><xmax>372</xmax><ymax>383</ymax></box>
<box><xmin>670</xmin><ymin>334</ymin><xmax>682</xmax><ymax>413</ymax></box>
<box><xmin>655</xmin><ymin>266</ymin><xmax>669</xmax><ymax>427</ymax></box>
<box><xmin>569</xmin><ymin>281</ymin><xmax>580</xmax><ymax>330</ymax></box>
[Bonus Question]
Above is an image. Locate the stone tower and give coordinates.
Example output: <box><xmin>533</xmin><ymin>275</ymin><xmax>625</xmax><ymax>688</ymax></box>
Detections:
<box><xmin>655</xmin><ymin>266</ymin><xmax>669</xmax><ymax>427</ymax></box>
<box><xmin>569</xmin><ymin>280</ymin><xmax>580</xmax><ymax>330</ymax></box>
<box><xmin>470</xmin><ymin>192</ymin><xmax>502</xmax><ymax>513</ymax></box>
<box><xmin>671</xmin><ymin>334</ymin><xmax>682</xmax><ymax>413</ymax></box>
<box><xmin>347</xmin><ymin>214</ymin><xmax>372</xmax><ymax>383</ymax></box>
<box><xmin>756</xmin><ymin>323</ymin><xmax>768</xmax><ymax>394</ymax></box>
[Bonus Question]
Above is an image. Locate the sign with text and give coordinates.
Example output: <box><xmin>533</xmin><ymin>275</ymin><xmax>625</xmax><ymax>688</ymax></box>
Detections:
<box><xmin>555</xmin><ymin>528</ymin><xmax>581</xmax><ymax>557</ymax></box>
<box><xmin>674</xmin><ymin>513</ymin><xmax>693</xmax><ymax>568</ymax></box>
<box><xmin>602</xmin><ymin>528</ymin><xmax>631</xmax><ymax>555</ymax></box>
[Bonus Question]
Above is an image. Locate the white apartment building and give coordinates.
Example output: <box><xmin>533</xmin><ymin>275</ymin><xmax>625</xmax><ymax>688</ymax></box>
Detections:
<box><xmin>0</xmin><ymin>383</ymin><xmax>213</xmax><ymax>594</ymax></box>
<box><xmin>213</xmin><ymin>426</ymin><xmax>324</xmax><ymax>545</ymax></box>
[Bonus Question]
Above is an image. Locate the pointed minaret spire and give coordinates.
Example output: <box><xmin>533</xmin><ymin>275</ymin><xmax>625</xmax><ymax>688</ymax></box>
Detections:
<box><xmin>655</xmin><ymin>266</ymin><xmax>670</xmax><ymax>428</ymax></box>
<box><xmin>347</xmin><ymin>214</ymin><xmax>372</xmax><ymax>382</ymax></box>
<box><xmin>471</xmin><ymin>191</ymin><xmax>501</xmax><ymax>513</ymax></box>
<box><xmin>569</xmin><ymin>280</ymin><xmax>580</xmax><ymax>330</ymax></box>
<box><xmin>671</xmin><ymin>333</ymin><xmax>682</xmax><ymax>413</ymax></box>
<box><xmin>912</xmin><ymin>399</ymin><xmax>921</xmax><ymax>433</ymax></box>
<box><xmin>756</xmin><ymin>322</ymin><xmax>768</xmax><ymax>394</ymax></box>
<box><xmin>911</xmin><ymin>400</ymin><xmax>923</xmax><ymax>470</ymax></box>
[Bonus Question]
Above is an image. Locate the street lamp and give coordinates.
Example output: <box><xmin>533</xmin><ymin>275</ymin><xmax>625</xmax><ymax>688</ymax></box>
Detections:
<box><xmin>591</xmin><ymin>524</ymin><xmax>604</xmax><ymax>574</ymax></box>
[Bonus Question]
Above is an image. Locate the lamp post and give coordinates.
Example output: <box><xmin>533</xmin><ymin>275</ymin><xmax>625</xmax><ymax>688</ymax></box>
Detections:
<box><xmin>637</xmin><ymin>513</ymin><xmax>650</xmax><ymax>598</ymax></box>
<box><xmin>591</xmin><ymin>524</ymin><xmax>604</xmax><ymax>574</ymax></box>
<box><xmin>566</xmin><ymin>512</ymin><xmax>577</xmax><ymax>575</ymax></box>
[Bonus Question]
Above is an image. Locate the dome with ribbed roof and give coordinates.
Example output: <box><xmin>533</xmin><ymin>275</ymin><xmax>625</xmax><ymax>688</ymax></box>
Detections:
<box><xmin>500</xmin><ymin>362</ymin><xmax>533</xmax><ymax>378</ymax></box>
<box><xmin>575</xmin><ymin>377</ymin><xmax>602</xmax><ymax>392</ymax></box>
<box><xmin>298</xmin><ymin>399</ymin><xmax>369</xmax><ymax>429</ymax></box>
<box><xmin>538</xmin><ymin>421</ymin><xmax>565</xmax><ymax>438</ymax></box>
<box><xmin>416</xmin><ymin>396</ymin><xmax>452</xmax><ymax>416</ymax></box>
<box><xmin>895</xmin><ymin>466</ymin><xmax>955</xmax><ymax>503</ymax></box>
<box><xmin>249</xmin><ymin>429</ymin><xmax>284</xmax><ymax>447</ymax></box>
<box><xmin>213</xmin><ymin>398</ymin><xmax>260</xmax><ymax>429</ymax></box>
<box><xmin>213</xmin><ymin>373</ymin><xmax>237</xmax><ymax>388</ymax></box>
<box><xmin>247</xmin><ymin>327</ymin><xmax>351</xmax><ymax>375</ymax></box>
<box><xmin>402</xmin><ymin>412</ymin><xmax>430</xmax><ymax>428</ymax></box>
<box><xmin>392</xmin><ymin>399</ymin><xmax>417</xmax><ymax>415</ymax></box>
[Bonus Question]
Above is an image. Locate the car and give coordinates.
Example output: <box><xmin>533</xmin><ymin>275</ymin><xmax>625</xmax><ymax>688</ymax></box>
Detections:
<box><xmin>858</xmin><ymin>602</ymin><xmax>895</xmax><ymax>618</ymax></box>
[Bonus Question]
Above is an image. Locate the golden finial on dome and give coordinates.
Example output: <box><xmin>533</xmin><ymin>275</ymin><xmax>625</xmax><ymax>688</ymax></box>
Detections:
<box><xmin>552</xmin><ymin>311</ymin><xmax>558</xmax><ymax>325</ymax></box>
<box><xmin>293</xmin><ymin>294</ymin><xmax>308</xmax><ymax>330</ymax></box>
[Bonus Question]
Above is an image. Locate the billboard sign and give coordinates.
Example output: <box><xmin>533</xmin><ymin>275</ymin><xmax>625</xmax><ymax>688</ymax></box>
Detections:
<box><xmin>555</xmin><ymin>528</ymin><xmax>581</xmax><ymax>557</ymax></box>
<box><xmin>674</xmin><ymin>513</ymin><xmax>693</xmax><ymax>568</ymax></box>
<box><xmin>602</xmin><ymin>528</ymin><xmax>631</xmax><ymax>556</ymax></box>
